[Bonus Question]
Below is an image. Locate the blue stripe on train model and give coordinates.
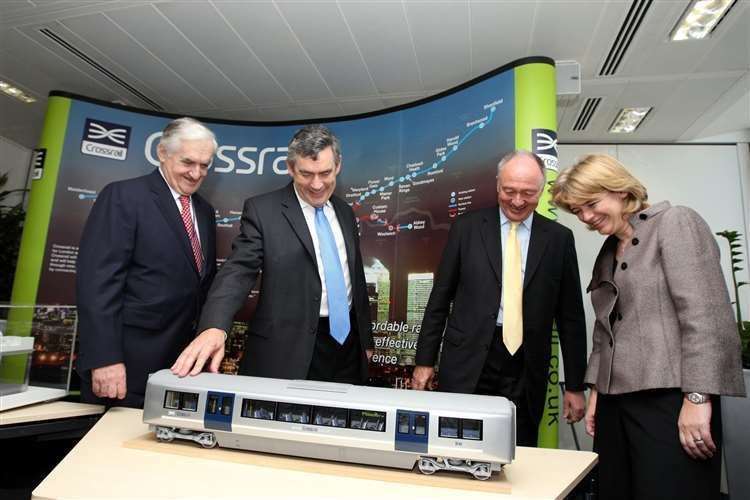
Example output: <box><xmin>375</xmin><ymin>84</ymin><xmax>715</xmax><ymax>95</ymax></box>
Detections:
<box><xmin>394</xmin><ymin>410</ymin><xmax>429</xmax><ymax>453</ymax></box>
<box><xmin>204</xmin><ymin>391</ymin><xmax>234</xmax><ymax>432</ymax></box>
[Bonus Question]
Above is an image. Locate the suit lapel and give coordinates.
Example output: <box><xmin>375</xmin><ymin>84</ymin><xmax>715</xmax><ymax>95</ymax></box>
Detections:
<box><xmin>148</xmin><ymin>170</ymin><xmax>200</xmax><ymax>276</ymax></box>
<box><xmin>280</xmin><ymin>182</ymin><xmax>316</xmax><ymax>263</ymax></box>
<box><xmin>331</xmin><ymin>196</ymin><xmax>357</xmax><ymax>278</ymax></box>
<box><xmin>193</xmin><ymin>194</ymin><xmax>212</xmax><ymax>278</ymax></box>
<box><xmin>588</xmin><ymin>235</ymin><xmax>618</xmax><ymax>292</ymax></box>
<box><xmin>523</xmin><ymin>212</ymin><xmax>550</xmax><ymax>289</ymax></box>
<box><xmin>480</xmin><ymin>209</ymin><xmax>502</xmax><ymax>284</ymax></box>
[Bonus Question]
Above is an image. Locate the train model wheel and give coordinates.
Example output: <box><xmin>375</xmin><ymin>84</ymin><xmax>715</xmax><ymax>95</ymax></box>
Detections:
<box><xmin>472</xmin><ymin>464</ymin><xmax>492</xmax><ymax>481</ymax></box>
<box><xmin>197</xmin><ymin>432</ymin><xmax>218</xmax><ymax>449</ymax></box>
<box><xmin>155</xmin><ymin>427</ymin><xmax>174</xmax><ymax>443</ymax></box>
<box><xmin>418</xmin><ymin>458</ymin><xmax>437</xmax><ymax>475</ymax></box>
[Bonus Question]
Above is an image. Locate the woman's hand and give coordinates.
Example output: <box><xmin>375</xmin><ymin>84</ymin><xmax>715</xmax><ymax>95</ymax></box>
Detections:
<box><xmin>678</xmin><ymin>397</ymin><xmax>716</xmax><ymax>460</ymax></box>
<box><xmin>585</xmin><ymin>388</ymin><xmax>597</xmax><ymax>437</ymax></box>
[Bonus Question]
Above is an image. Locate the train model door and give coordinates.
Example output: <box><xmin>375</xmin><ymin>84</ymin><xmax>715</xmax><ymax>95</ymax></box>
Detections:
<box><xmin>395</xmin><ymin>410</ymin><xmax>429</xmax><ymax>453</ymax></box>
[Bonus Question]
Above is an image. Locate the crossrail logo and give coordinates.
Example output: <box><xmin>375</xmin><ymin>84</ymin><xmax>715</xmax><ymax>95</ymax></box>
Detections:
<box><xmin>31</xmin><ymin>148</ymin><xmax>46</xmax><ymax>179</ymax></box>
<box><xmin>81</xmin><ymin>118</ymin><xmax>131</xmax><ymax>161</ymax></box>
<box><xmin>531</xmin><ymin>129</ymin><xmax>558</xmax><ymax>172</ymax></box>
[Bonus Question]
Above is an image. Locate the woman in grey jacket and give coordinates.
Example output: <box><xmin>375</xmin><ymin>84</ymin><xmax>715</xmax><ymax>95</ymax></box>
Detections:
<box><xmin>551</xmin><ymin>154</ymin><xmax>745</xmax><ymax>500</ymax></box>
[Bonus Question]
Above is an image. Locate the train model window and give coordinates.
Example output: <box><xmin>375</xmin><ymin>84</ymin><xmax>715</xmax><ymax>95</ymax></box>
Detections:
<box><xmin>277</xmin><ymin>402</ymin><xmax>311</xmax><ymax>424</ymax></box>
<box><xmin>221</xmin><ymin>396</ymin><xmax>233</xmax><ymax>416</ymax></box>
<box><xmin>241</xmin><ymin>399</ymin><xmax>276</xmax><ymax>420</ymax></box>
<box><xmin>180</xmin><ymin>392</ymin><xmax>199</xmax><ymax>412</ymax></box>
<box><xmin>438</xmin><ymin>417</ymin><xmax>459</xmax><ymax>438</ymax></box>
<box><xmin>397</xmin><ymin>413</ymin><xmax>410</xmax><ymax>434</ymax></box>
<box><xmin>461</xmin><ymin>418</ymin><xmax>483</xmax><ymax>440</ymax></box>
<box><xmin>312</xmin><ymin>406</ymin><xmax>348</xmax><ymax>427</ymax></box>
<box><xmin>350</xmin><ymin>410</ymin><xmax>386</xmax><ymax>432</ymax></box>
<box><xmin>414</xmin><ymin>414</ymin><xmax>427</xmax><ymax>435</ymax></box>
<box><xmin>164</xmin><ymin>390</ymin><xmax>180</xmax><ymax>410</ymax></box>
<box><xmin>206</xmin><ymin>394</ymin><xmax>220</xmax><ymax>414</ymax></box>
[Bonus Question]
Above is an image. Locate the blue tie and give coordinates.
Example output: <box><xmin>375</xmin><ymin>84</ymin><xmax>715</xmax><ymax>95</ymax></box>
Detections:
<box><xmin>314</xmin><ymin>207</ymin><xmax>350</xmax><ymax>344</ymax></box>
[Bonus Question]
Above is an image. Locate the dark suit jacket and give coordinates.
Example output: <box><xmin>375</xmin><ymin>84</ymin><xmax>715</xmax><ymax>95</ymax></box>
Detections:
<box><xmin>76</xmin><ymin>169</ymin><xmax>217</xmax><ymax>404</ymax></box>
<box><xmin>415</xmin><ymin>206</ymin><xmax>587</xmax><ymax>424</ymax></box>
<box><xmin>198</xmin><ymin>181</ymin><xmax>373</xmax><ymax>381</ymax></box>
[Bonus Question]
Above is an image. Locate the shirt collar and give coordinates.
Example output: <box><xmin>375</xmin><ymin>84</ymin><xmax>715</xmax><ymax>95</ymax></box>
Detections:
<box><xmin>293</xmin><ymin>184</ymin><xmax>331</xmax><ymax>212</ymax></box>
<box><xmin>499</xmin><ymin>208</ymin><xmax>534</xmax><ymax>231</ymax></box>
<box><xmin>158</xmin><ymin>167</ymin><xmax>185</xmax><ymax>202</ymax></box>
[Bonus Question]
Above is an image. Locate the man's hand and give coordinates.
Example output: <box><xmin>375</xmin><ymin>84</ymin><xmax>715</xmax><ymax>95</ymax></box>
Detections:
<box><xmin>92</xmin><ymin>363</ymin><xmax>127</xmax><ymax>399</ymax></box>
<box><xmin>411</xmin><ymin>365</ymin><xmax>435</xmax><ymax>390</ymax></box>
<box><xmin>562</xmin><ymin>390</ymin><xmax>586</xmax><ymax>423</ymax></box>
<box><xmin>366</xmin><ymin>349</ymin><xmax>373</xmax><ymax>362</ymax></box>
<box><xmin>171</xmin><ymin>328</ymin><xmax>226</xmax><ymax>377</ymax></box>
<box><xmin>678</xmin><ymin>397</ymin><xmax>716</xmax><ymax>460</ymax></box>
<box><xmin>584</xmin><ymin>388</ymin><xmax>597</xmax><ymax>437</ymax></box>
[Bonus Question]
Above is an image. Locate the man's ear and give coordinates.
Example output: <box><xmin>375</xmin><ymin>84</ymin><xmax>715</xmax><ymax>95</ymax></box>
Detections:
<box><xmin>156</xmin><ymin>144</ymin><xmax>168</xmax><ymax>163</ymax></box>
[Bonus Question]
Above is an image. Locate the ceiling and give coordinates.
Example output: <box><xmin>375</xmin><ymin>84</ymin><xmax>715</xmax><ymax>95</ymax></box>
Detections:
<box><xmin>1</xmin><ymin>0</ymin><xmax>748</xmax><ymax>149</ymax></box>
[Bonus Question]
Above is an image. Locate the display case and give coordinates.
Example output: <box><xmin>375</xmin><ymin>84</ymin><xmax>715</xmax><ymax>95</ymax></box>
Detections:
<box><xmin>0</xmin><ymin>305</ymin><xmax>75</xmax><ymax>411</ymax></box>
<box><xmin>0</xmin><ymin>336</ymin><xmax>34</xmax><ymax>396</ymax></box>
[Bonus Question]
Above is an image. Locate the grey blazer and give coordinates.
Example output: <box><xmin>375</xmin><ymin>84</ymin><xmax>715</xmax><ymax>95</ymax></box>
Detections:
<box><xmin>585</xmin><ymin>201</ymin><xmax>745</xmax><ymax>396</ymax></box>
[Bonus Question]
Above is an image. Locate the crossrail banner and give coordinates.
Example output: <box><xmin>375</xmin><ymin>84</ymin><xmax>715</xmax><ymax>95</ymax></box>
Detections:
<box><xmin>9</xmin><ymin>56</ymin><xmax>560</xmax><ymax>446</ymax></box>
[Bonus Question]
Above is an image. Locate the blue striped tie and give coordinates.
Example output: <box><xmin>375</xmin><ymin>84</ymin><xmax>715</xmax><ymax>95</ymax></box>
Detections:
<box><xmin>315</xmin><ymin>207</ymin><xmax>350</xmax><ymax>344</ymax></box>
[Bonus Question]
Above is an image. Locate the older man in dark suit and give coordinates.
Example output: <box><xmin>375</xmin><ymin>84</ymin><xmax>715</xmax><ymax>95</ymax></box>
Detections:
<box><xmin>172</xmin><ymin>124</ymin><xmax>373</xmax><ymax>383</ymax></box>
<box><xmin>412</xmin><ymin>150</ymin><xmax>587</xmax><ymax>446</ymax></box>
<box><xmin>76</xmin><ymin>117</ymin><xmax>218</xmax><ymax>408</ymax></box>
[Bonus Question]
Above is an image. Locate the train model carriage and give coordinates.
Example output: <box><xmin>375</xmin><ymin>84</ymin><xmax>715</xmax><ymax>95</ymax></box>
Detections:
<box><xmin>143</xmin><ymin>369</ymin><xmax>515</xmax><ymax>480</ymax></box>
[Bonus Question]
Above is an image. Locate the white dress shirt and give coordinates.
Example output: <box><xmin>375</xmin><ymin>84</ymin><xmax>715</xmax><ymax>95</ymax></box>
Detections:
<box><xmin>496</xmin><ymin>209</ymin><xmax>534</xmax><ymax>325</ymax></box>
<box><xmin>158</xmin><ymin>167</ymin><xmax>202</xmax><ymax>245</ymax></box>
<box><xmin>293</xmin><ymin>187</ymin><xmax>353</xmax><ymax>316</ymax></box>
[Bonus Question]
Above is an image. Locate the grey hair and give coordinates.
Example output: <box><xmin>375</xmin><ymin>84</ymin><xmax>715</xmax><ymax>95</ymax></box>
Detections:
<box><xmin>158</xmin><ymin>117</ymin><xmax>218</xmax><ymax>155</ymax></box>
<box><xmin>287</xmin><ymin>124</ymin><xmax>341</xmax><ymax>167</ymax></box>
<box><xmin>497</xmin><ymin>150</ymin><xmax>546</xmax><ymax>189</ymax></box>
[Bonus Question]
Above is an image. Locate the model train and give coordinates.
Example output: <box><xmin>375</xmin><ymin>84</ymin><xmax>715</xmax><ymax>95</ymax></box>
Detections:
<box><xmin>143</xmin><ymin>369</ymin><xmax>515</xmax><ymax>480</ymax></box>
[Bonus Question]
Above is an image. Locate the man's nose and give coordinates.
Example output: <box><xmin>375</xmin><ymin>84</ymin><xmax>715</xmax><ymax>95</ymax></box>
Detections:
<box><xmin>311</xmin><ymin>176</ymin><xmax>324</xmax><ymax>190</ymax></box>
<box><xmin>187</xmin><ymin>166</ymin><xmax>201</xmax><ymax>179</ymax></box>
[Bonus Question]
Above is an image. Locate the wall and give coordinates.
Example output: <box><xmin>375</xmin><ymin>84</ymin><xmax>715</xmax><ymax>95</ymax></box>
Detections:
<box><xmin>0</xmin><ymin>136</ymin><xmax>32</xmax><ymax>206</ymax></box>
<box><xmin>556</xmin><ymin>143</ymin><xmax>750</xmax><ymax>451</ymax></box>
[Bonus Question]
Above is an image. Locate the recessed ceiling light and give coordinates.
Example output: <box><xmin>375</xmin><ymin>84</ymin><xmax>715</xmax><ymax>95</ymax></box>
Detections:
<box><xmin>670</xmin><ymin>0</ymin><xmax>737</xmax><ymax>41</ymax></box>
<box><xmin>0</xmin><ymin>80</ymin><xmax>36</xmax><ymax>103</ymax></box>
<box><xmin>609</xmin><ymin>107</ymin><xmax>652</xmax><ymax>133</ymax></box>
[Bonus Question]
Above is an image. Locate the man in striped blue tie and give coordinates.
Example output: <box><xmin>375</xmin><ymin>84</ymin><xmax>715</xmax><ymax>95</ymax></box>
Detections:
<box><xmin>173</xmin><ymin>125</ymin><xmax>373</xmax><ymax>384</ymax></box>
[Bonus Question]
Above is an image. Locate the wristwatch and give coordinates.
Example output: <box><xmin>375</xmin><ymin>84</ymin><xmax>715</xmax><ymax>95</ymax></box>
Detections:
<box><xmin>686</xmin><ymin>392</ymin><xmax>709</xmax><ymax>404</ymax></box>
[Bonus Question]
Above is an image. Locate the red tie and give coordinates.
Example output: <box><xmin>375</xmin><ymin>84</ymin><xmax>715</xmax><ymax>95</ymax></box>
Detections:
<box><xmin>179</xmin><ymin>195</ymin><xmax>203</xmax><ymax>273</ymax></box>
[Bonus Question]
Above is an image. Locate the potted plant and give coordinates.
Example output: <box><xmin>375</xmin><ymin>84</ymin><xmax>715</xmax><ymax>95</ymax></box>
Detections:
<box><xmin>716</xmin><ymin>230</ymin><xmax>749</xmax><ymax>500</ymax></box>
<box><xmin>0</xmin><ymin>171</ymin><xmax>27</xmax><ymax>302</ymax></box>
<box><xmin>716</xmin><ymin>230</ymin><xmax>750</xmax><ymax>368</ymax></box>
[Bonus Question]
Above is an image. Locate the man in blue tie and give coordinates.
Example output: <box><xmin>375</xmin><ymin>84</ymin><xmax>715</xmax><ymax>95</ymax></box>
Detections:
<box><xmin>172</xmin><ymin>125</ymin><xmax>373</xmax><ymax>384</ymax></box>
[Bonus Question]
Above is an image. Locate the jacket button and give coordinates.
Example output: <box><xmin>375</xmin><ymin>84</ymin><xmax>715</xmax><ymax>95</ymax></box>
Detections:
<box><xmin>621</xmin><ymin>262</ymin><xmax>628</xmax><ymax>270</ymax></box>
<box><xmin>632</xmin><ymin>238</ymin><xmax>639</xmax><ymax>245</ymax></box>
<box><xmin>639</xmin><ymin>213</ymin><xmax>647</xmax><ymax>220</ymax></box>
<box><xmin>618</xmin><ymin>313</ymin><xmax>623</xmax><ymax>321</ymax></box>
<box><xmin>310</xmin><ymin>327</ymin><xmax>317</xmax><ymax>335</ymax></box>
<box><xmin>609</xmin><ymin>339</ymin><xmax>614</xmax><ymax>347</ymax></box>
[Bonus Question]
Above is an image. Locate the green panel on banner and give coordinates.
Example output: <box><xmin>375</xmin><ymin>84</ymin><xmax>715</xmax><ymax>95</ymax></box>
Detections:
<box><xmin>514</xmin><ymin>61</ymin><xmax>561</xmax><ymax>448</ymax></box>
<box><xmin>2</xmin><ymin>96</ymin><xmax>71</xmax><ymax>383</ymax></box>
